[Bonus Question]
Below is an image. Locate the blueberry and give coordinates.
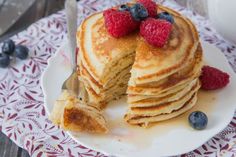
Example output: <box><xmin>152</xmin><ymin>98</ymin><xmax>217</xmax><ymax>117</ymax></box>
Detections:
<box><xmin>157</xmin><ymin>12</ymin><xmax>174</xmax><ymax>24</ymax></box>
<box><xmin>119</xmin><ymin>4</ymin><xmax>130</xmax><ymax>11</ymax></box>
<box><xmin>2</xmin><ymin>39</ymin><xmax>15</xmax><ymax>55</ymax></box>
<box><xmin>130</xmin><ymin>3</ymin><xmax>148</xmax><ymax>21</ymax></box>
<box><xmin>15</xmin><ymin>45</ymin><xmax>29</xmax><ymax>60</ymax></box>
<box><xmin>0</xmin><ymin>53</ymin><xmax>10</xmax><ymax>68</ymax></box>
<box><xmin>188</xmin><ymin>111</ymin><xmax>208</xmax><ymax>130</ymax></box>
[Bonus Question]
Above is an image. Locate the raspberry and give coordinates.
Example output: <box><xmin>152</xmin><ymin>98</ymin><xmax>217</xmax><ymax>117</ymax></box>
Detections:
<box><xmin>103</xmin><ymin>9</ymin><xmax>139</xmax><ymax>38</ymax></box>
<box><xmin>200</xmin><ymin>66</ymin><xmax>230</xmax><ymax>90</ymax></box>
<box><xmin>138</xmin><ymin>0</ymin><xmax>157</xmax><ymax>17</ymax></box>
<box><xmin>140</xmin><ymin>18</ymin><xmax>172</xmax><ymax>47</ymax></box>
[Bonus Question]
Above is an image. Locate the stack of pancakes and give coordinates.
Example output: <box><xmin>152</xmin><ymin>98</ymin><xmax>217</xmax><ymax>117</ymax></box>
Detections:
<box><xmin>76</xmin><ymin>5</ymin><xmax>203</xmax><ymax>127</ymax></box>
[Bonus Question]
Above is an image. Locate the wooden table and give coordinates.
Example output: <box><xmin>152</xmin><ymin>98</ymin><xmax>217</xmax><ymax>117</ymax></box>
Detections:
<box><xmin>0</xmin><ymin>0</ymin><xmax>65</xmax><ymax>41</ymax></box>
<box><xmin>0</xmin><ymin>131</ymin><xmax>30</xmax><ymax>157</ymax></box>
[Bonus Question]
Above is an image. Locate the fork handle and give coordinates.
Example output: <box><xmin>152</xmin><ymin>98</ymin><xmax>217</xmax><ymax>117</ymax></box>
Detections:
<box><xmin>65</xmin><ymin>0</ymin><xmax>77</xmax><ymax>70</ymax></box>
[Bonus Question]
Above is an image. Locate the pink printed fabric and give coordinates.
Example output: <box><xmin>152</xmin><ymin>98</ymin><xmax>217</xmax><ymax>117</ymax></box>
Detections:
<box><xmin>0</xmin><ymin>0</ymin><xmax>235</xmax><ymax>156</ymax></box>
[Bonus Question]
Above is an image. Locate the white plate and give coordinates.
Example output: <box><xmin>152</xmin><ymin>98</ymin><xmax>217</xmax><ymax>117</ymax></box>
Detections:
<box><xmin>41</xmin><ymin>41</ymin><xmax>236</xmax><ymax>157</ymax></box>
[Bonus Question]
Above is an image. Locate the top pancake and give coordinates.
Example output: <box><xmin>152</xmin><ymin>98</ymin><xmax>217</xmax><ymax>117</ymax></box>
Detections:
<box><xmin>77</xmin><ymin>5</ymin><xmax>199</xmax><ymax>86</ymax></box>
<box><xmin>130</xmin><ymin>5</ymin><xmax>199</xmax><ymax>85</ymax></box>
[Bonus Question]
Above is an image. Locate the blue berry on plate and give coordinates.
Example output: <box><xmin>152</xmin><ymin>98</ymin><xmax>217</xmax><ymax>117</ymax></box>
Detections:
<box><xmin>0</xmin><ymin>53</ymin><xmax>10</xmax><ymax>68</ymax></box>
<box><xmin>188</xmin><ymin>111</ymin><xmax>208</xmax><ymax>130</ymax></box>
<box><xmin>119</xmin><ymin>4</ymin><xmax>130</xmax><ymax>11</ymax></box>
<box><xmin>157</xmin><ymin>12</ymin><xmax>174</xmax><ymax>24</ymax></box>
<box><xmin>130</xmin><ymin>3</ymin><xmax>148</xmax><ymax>21</ymax></box>
<box><xmin>15</xmin><ymin>45</ymin><xmax>29</xmax><ymax>60</ymax></box>
<box><xmin>2</xmin><ymin>39</ymin><xmax>15</xmax><ymax>55</ymax></box>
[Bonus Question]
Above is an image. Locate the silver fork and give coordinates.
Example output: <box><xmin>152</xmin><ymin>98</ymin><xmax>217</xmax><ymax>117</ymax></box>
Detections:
<box><xmin>62</xmin><ymin>0</ymin><xmax>79</xmax><ymax>96</ymax></box>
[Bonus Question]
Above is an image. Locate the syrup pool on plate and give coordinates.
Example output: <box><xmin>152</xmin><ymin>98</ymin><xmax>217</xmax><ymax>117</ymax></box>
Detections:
<box><xmin>104</xmin><ymin>89</ymin><xmax>217</xmax><ymax>149</ymax></box>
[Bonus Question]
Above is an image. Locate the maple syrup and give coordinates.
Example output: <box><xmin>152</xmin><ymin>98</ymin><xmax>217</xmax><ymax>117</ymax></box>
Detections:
<box><xmin>106</xmin><ymin>90</ymin><xmax>217</xmax><ymax>149</ymax></box>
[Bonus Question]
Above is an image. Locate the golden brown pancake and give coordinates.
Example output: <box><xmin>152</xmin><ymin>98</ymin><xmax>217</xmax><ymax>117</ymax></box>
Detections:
<box><xmin>125</xmin><ymin>92</ymin><xmax>198</xmax><ymax>127</ymax></box>
<box><xmin>126</xmin><ymin>80</ymin><xmax>200</xmax><ymax>117</ymax></box>
<box><xmin>129</xmin><ymin>5</ymin><xmax>199</xmax><ymax>85</ymax></box>
<box><xmin>129</xmin><ymin>79</ymin><xmax>198</xmax><ymax>107</ymax></box>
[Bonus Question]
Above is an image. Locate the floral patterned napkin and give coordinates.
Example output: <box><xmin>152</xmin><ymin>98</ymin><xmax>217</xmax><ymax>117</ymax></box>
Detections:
<box><xmin>0</xmin><ymin>0</ymin><xmax>235</xmax><ymax>156</ymax></box>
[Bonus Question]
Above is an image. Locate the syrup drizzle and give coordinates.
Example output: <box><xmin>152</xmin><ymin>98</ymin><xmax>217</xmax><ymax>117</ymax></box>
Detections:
<box><xmin>106</xmin><ymin>90</ymin><xmax>217</xmax><ymax>149</ymax></box>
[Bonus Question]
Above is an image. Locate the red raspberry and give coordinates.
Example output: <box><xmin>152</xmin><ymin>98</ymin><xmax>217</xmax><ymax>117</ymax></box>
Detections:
<box><xmin>138</xmin><ymin>0</ymin><xmax>157</xmax><ymax>17</ymax></box>
<box><xmin>103</xmin><ymin>9</ymin><xmax>139</xmax><ymax>38</ymax></box>
<box><xmin>140</xmin><ymin>18</ymin><xmax>172</xmax><ymax>47</ymax></box>
<box><xmin>200</xmin><ymin>66</ymin><xmax>230</xmax><ymax>90</ymax></box>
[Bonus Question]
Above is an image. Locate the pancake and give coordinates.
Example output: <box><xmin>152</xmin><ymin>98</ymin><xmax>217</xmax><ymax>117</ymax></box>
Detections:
<box><xmin>130</xmin><ymin>79</ymin><xmax>198</xmax><ymax>107</ymax></box>
<box><xmin>125</xmin><ymin>92</ymin><xmax>198</xmax><ymax>127</ymax></box>
<box><xmin>128</xmin><ymin>79</ymin><xmax>196</xmax><ymax>103</ymax></box>
<box><xmin>126</xmin><ymin>80</ymin><xmax>200</xmax><ymax>117</ymax></box>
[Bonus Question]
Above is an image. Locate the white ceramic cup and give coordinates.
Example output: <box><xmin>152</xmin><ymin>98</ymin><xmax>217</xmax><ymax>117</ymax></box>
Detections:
<box><xmin>208</xmin><ymin>0</ymin><xmax>236</xmax><ymax>44</ymax></box>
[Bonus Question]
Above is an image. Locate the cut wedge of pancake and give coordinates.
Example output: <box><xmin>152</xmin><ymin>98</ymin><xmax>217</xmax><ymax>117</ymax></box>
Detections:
<box><xmin>62</xmin><ymin>101</ymin><xmax>108</xmax><ymax>134</ymax></box>
<box><xmin>50</xmin><ymin>91</ymin><xmax>108</xmax><ymax>134</ymax></box>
